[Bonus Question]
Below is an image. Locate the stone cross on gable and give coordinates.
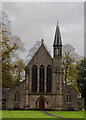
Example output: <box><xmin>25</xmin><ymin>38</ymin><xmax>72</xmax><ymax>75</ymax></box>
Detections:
<box><xmin>41</xmin><ymin>39</ymin><xmax>44</xmax><ymax>45</ymax></box>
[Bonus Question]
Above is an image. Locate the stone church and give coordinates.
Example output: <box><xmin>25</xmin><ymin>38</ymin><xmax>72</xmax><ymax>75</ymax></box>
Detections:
<box><xmin>5</xmin><ymin>23</ymin><xmax>84</xmax><ymax>110</ymax></box>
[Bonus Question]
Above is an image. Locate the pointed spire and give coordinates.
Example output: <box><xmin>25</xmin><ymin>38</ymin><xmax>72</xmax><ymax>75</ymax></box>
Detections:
<box><xmin>53</xmin><ymin>22</ymin><xmax>62</xmax><ymax>46</ymax></box>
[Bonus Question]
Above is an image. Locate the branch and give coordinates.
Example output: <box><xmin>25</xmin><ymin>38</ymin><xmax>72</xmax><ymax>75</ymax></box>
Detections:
<box><xmin>1</xmin><ymin>43</ymin><xmax>18</xmax><ymax>62</ymax></box>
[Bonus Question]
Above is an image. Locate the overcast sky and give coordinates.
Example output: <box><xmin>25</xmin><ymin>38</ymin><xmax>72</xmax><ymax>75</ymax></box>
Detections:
<box><xmin>2</xmin><ymin>2</ymin><xmax>84</xmax><ymax>60</ymax></box>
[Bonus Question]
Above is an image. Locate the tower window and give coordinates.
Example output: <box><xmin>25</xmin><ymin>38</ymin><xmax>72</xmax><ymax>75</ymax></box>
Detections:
<box><xmin>57</xmin><ymin>49</ymin><xmax>59</xmax><ymax>55</ymax></box>
<box><xmin>58</xmin><ymin>48</ymin><xmax>60</xmax><ymax>55</ymax></box>
<box><xmin>60</xmin><ymin>47</ymin><xmax>62</xmax><ymax>56</ymax></box>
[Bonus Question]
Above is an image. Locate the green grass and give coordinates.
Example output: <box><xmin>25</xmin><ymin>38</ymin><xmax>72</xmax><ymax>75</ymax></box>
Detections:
<box><xmin>2</xmin><ymin>110</ymin><xmax>85</xmax><ymax>119</ymax></box>
<box><xmin>0</xmin><ymin>110</ymin><xmax>2</xmax><ymax>119</ymax></box>
<box><xmin>48</xmin><ymin>111</ymin><xmax>84</xmax><ymax>118</ymax></box>
<box><xmin>2</xmin><ymin>110</ymin><xmax>54</xmax><ymax>118</ymax></box>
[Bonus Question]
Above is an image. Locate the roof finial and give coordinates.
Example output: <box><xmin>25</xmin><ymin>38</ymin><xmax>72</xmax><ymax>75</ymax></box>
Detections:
<box><xmin>57</xmin><ymin>20</ymin><xmax>59</xmax><ymax>24</ymax></box>
<box><xmin>41</xmin><ymin>39</ymin><xmax>44</xmax><ymax>45</ymax></box>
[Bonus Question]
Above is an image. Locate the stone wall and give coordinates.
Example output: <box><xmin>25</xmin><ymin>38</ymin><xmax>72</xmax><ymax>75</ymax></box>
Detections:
<box><xmin>26</xmin><ymin>44</ymin><xmax>52</xmax><ymax>94</ymax></box>
<box><xmin>28</xmin><ymin>95</ymin><xmax>53</xmax><ymax>110</ymax></box>
<box><xmin>63</xmin><ymin>84</ymin><xmax>84</xmax><ymax>110</ymax></box>
<box><xmin>5</xmin><ymin>43</ymin><xmax>84</xmax><ymax>111</ymax></box>
<box><xmin>6</xmin><ymin>81</ymin><xmax>25</xmax><ymax>110</ymax></box>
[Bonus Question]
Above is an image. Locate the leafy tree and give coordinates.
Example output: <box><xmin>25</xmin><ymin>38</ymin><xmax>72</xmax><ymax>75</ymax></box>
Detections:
<box><xmin>13</xmin><ymin>59</ymin><xmax>25</xmax><ymax>84</ymax></box>
<box><xmin>63</xmin><ymin>44</ymin><xmax>82</xmax><ymax>61</ymax></box>
<box><xmin>0</xmin><ymin>11</ymin><xmax>25</xmax><ymax>88</ymax></box>
<box><xmin>63</xmin><ymin>52</ymin><xmax>79</xmax><ymax>92</ymax></box>
<box><xmin>77</xmin><ymin>57</ymin><xmax>86</xmax><ymax>109</ymax></box>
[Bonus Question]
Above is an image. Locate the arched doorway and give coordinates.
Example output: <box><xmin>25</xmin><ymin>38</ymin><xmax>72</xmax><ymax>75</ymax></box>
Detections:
<box><xmin>39</xmin><ymin>99</ymin><xmax>45</xmax><ymax>110</ymax></box>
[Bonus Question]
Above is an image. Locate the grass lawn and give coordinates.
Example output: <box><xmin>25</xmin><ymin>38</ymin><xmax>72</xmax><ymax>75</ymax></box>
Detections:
<box><xmin>2</xmin><ymin>110</ymin><xmax>85</xmax><ymax>119</ymax></box>
<box><xmin>0</xmin><ymin>111</ymin><xmax>2</xmax><ymax>119</ymax></box>
<box><xmin>48</xmin><ymin>111</ymin><xmax>84</xmax><ymax>118</ymax></box>
<box><xmin>2</xmin><ymin>110</ymin><xmax>54</xmax><ymax>118</ymax></box>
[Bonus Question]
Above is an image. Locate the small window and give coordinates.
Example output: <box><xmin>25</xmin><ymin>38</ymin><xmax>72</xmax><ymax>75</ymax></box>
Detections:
<box><xmin>77</xmin><ymin>101</ymin><xmax>81</xmax><ymax>106</ymax></box>
<box><xmin>15</xmin><ymin>92</ymin><xmax>19</xmax><ymax>102</ymax></box>
<box><xmin>15</xmin><ymin>93</ymin><xmax>16</xmax><ymax>101</ymax></box>
<box><xmin>78</xmin><ymin>93</ymin><xmax>81</xmax><ymax>98</ymax></box>
<box><xmin>67</xmin><ymin>92</ymin><xmax>71</xmax><ymax>103</ymax></box>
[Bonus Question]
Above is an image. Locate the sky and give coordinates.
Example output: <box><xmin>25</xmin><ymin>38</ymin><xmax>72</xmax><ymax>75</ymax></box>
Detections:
<box><xmin>1</xmin><ymin>2</ymin><xmax>84</xmax><ymax>60</ymax></box>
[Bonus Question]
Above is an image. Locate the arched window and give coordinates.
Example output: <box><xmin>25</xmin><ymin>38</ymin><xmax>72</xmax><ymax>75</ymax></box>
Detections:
<box><xmin>67</xmin><ymin>92</ymin><xmax>71</xmax><ymax>102</ymax></box>
<box><xmin>32</xmin><ymin>65</ymin><xmax>37</xmax><ymax>92</ymax></box>
<box><xmin>15</xmin><ymin>92</ymin><xmax>19</xmax><ymax>102</ymax></box>
<box><xmin>39</xmin><ymin>65</ymin><xmax>45</xmax><ymax>92</ymax></box>
<box><xmin>46</xmin><ymin>65</ymin><xmax>52</xmax><ymax>92</ymax></box>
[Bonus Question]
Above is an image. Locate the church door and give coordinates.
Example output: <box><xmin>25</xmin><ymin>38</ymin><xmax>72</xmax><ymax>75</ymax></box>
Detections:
<box><xmin>39</xmin><ymin>99</ymin><xmax>45</xmax><ymax>110</ymax></box>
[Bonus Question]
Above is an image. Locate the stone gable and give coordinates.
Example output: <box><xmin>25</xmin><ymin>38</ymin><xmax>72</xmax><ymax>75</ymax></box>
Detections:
<box><xmin>27</xmin><ymin>44</ymin><xmax>52</xmax><ymax>67</ymax></box>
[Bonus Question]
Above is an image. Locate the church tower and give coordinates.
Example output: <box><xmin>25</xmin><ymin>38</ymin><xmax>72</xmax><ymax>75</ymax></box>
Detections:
<box><xmin>52</xmin><ymin>22</ymin><xmax>63</xmax><ymax>110</ymax></box>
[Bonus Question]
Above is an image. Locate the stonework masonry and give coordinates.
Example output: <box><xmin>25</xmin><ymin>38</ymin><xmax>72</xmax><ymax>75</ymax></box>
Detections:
<box><xmin>5</xmin><ymin>23</ymin><xmax>84</xmax><ymax>110</ymax></box>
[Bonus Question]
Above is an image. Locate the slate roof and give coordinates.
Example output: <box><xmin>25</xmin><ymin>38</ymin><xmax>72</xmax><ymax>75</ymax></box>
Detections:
<box><xmin>53</xmin><ymin>22</ymin><xmax>62</xmax><ymax>46</ymax></box>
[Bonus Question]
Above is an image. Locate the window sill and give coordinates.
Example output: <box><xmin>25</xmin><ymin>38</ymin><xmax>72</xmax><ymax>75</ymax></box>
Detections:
<box><xmin>66</xmin><ymin>102</ymin><xmax>71</xmax><ymax>104</ymax></box>
<box><xmin>29</xmin><ymin>93</ymin><xmax>53</xmax><ymax>95</ymax></box>
<box><xmin>14</xmin><ymin>101</ymin><xmax>20</xmax><ymax>103</ymax></box>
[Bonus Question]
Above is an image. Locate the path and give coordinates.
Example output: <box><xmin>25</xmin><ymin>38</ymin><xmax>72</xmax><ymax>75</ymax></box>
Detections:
<box><xmin>42</xmin><ymin>111</ymin><xmax>75</xmax><ymax>120</ymax></box>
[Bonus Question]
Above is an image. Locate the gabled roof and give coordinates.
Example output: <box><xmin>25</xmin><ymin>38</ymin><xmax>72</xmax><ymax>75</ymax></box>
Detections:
<box><xmin>27</xmin><ymin>39</ymin><xmax>52</xmax><ymax>67</ymax></box>
<box><xmin>6</xmin><ymin>80</ymin><xmax>26</xmax><ymax>92</ymax></box>
<box><xmin>53</xmin><ymin>22</ymin><xmax>62</xmax><ymax>46</ymax></box>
